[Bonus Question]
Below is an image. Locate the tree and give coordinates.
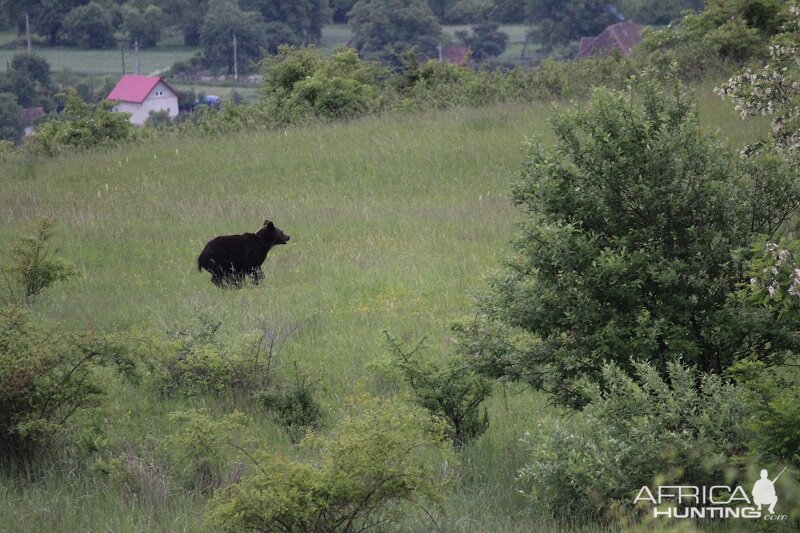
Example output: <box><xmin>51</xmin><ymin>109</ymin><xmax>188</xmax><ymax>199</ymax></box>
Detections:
<box><xmin>348</xmin><ymin>0</ymin><xmax>442</xmax><ymax>65</ymax></box>
<box><xmin>716</xmin><ymin>0</ymin><xmax>800</xmax><ymax>150</ymax></box>
<box><xmin>62</xmin><ymin>2</ymin><xmax>117</xmax><ymax>49</ymax></box>
<box><xmin>331</xmin><ymin>0</ymin><xmax>358</xmax><ymax>22</ymax></box>
<box><xmin>122</xmin><ymin>3</ymin><xmax>166</xmax><ymax>47</ymax></box>
<box><xmin>241</xmin><ymin>0</ymin><xmax>331</xmax><ymax>43</ymax></box>
<box><xmin>527</xmin><ymin>0</ymin><xmax>615</xmax><ymax>49</ymax></box>
<box><xmin>4</xmin><ymin>53</ymin><xmax>54</xmax><ymax>109</ymax></box>
<box><xmin>455</xmin><ymin>21</ymin><xmax>508</xmax><ymax>60</ymax></box>
<box><xmin>159</xmin><ymin>0</ymin><xmax>209</xmax><ymax>46</ymax></box>
<box><xmin>200</xmin><ymin>0</ymin><xmax>287</xmax><ymax>73</ymax></box>
<box><xmin>639</xmin><ymin>0</ymin><xmax>786</xmax><ymax>76</ymax></box>
<box><xmin>616</xmin><ymin>0</ymin><xmax>703</xmax><ymax>26</ymax></box>
<box><xmin>0</xmin><ymin>0</ymin><xmax>84</xmax><ymax>46</ymax></box>
<box><xmin>259</xmin><ymin>46</ymin><xmax>385</xmax><ymax>122</ymax></box>
<box><xmin>0</xmin><ymin>93</ymin><xmax>24</xmax><ymax>143</ymax></box>
<box><xmin>456</xmin><ymin>75</ymin><xmax>800</xmax><ymax>408</ymax></box>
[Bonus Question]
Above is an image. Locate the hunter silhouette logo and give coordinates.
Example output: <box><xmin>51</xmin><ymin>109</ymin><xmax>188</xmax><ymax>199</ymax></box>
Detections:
<box><xmin>752</xmin><ymin>467</ymin><xmax>786</xmax><ymax>515</ymax></box>
<box><xmin>634</xmin><ymin>466</ymin><xmax>789</xmax><ymax>520</ymax></box>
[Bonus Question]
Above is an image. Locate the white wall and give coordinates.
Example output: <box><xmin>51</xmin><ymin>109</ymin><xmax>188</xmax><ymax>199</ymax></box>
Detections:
<box><xmin>115</xmin><ymin>81</ymin><xmax>179</xmax><ymax>126</ymax></box>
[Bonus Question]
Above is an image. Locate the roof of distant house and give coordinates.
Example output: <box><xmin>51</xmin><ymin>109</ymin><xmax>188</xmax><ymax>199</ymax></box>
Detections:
<box><xmin>107</xmin><ymin>74</ymin><xmax>177</xmax><ymax>103</ymax></box>
<box><xmin>579</xmin><ymin>20</ymin><xmax>643</xmax><ymax>59</ymax></box>
<box><xmin>21</xmin><ymin>107</ymin><xmax>44</xmax><ymax>128</ymax></box>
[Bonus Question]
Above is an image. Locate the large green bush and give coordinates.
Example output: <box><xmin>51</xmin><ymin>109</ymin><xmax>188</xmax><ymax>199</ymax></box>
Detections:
<box><xmin>259</xmin><ymin>46</ymin><xmax>385</xmax><ymax>123</ymax></box>
<box><xmin>33</xmin><ymin>89</ymin><xmax>135</xmax><ymax>156</ymax></box>
<box><xmin>207</xmin><ymin>397</ymin><xmax>453</xmax><ymax>532</ymax></box>
<box><xmin>518</xmin><ymin>361</ymin><xmax>752</xmax><ymax>518</ymax></box>
<box><xmin>0</xmin><ymin>305</ymin><xmax>137</xmax><ymax>456</ymax></box>
<box><xmin>458</xmin><ymin>74</ymin><xmax>800</xmax><ymax>408</ymax></box>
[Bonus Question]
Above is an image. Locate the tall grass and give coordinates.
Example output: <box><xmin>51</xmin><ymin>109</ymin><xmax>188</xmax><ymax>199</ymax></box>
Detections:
<box><xmin>0</xmin><ymin>86</ymin><xmax>769</xmax><ymax>531</ymax></box>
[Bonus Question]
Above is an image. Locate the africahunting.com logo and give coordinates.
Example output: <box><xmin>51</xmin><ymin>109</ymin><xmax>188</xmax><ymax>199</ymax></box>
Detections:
<box><xmin>633</xmin><ymin>467</ymin><xmax>788</xmax><ymax>521</ymax></box>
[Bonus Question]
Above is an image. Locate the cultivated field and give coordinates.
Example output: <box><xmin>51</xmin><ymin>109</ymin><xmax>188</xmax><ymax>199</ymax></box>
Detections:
<box><xmin>0</xmin><ymin>86</ymin><xmax>767</xmax><ymax>531</ymax></box>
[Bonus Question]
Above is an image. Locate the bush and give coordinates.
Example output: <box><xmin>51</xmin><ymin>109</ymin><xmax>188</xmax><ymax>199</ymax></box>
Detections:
<box><xmin>518</xmin><ymin>361</ymin><xmax>753</xmax><ymax>519</ymax></box>
<box><xmin>258</xmin><ymin>364</ymin><xmax>322</xmax><ymax>430</ymax></box>
<box><xmin>259</xmin><ymin>46</ymin><xmax>385</xmax><ymax>124</ymax></box>
<box><xmin>0</xmin><ymin>92</ymin><xmax>23</xmax><ymax>143</ymax></box>
<box><xmin>154</xmin><ymin>317</ymin><xmax>265</xmax><ymax>398</ymax></box>
<box><xmin>207</xmin><ymin>396</ymin><xmax>453</xmax><ymax>532</ymax></box>
<box><xmin>33</xmin><ymin>89</ymin><xmax>135</xmax><ymax>156</ymax></box>
<box><xmin>384</xmin><ymin>332</ymin><xmax>491</xmax><ymax>447</ymax></box>
<box><xmin>0</xmin><ymin>305</ymin><xmax>137</xmax><ymax>457</ymax></box>
<box><xmin>166</xmin><ymin>409</ymin><xmax>248</xmax><ymax>495</ymax></box>
<box><xmin>1</xmin><ymin>217</ymin><xmax>75</xmax><ymax>305</ymax></box>
<box><xmin>458</xmin><ymin>73</ymin><xmax>800</xmax><ymax>408</ymax></box>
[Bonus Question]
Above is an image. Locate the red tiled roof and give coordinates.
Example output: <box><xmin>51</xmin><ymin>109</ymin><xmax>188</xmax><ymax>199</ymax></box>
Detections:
<box><xmin>579</xmin><ymin>20</ymin><xmax>642</xmax><ymax>59</ymax></box>
<box><xmin>107</xmin><ymin>74</ymin><xmax>177</xmax><ymax>103</ymax></box>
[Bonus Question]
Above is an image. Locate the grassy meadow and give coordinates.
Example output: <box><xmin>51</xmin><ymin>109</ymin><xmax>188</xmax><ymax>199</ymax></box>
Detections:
<box><xmin>0</xmin><ymin>84</ymin><xmax>768</xmax><ymax>531</ymax></box>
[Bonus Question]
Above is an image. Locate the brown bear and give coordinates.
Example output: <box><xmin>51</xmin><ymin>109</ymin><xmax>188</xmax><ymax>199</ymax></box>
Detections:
<box><xmin>197</xmin><ymin>220</ymin><xmax>290</xmax><ymax>287</ymax></box>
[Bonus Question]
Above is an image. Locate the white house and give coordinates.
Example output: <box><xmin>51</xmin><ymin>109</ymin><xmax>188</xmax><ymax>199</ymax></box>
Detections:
<box><xmin>107</xmin><ymin>74</ymin><xmax>179</xmax><ymax>126</ymax></box>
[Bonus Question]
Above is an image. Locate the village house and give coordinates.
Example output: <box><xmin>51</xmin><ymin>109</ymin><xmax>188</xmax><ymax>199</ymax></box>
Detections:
<box><xmin>578</xmin><ymin>20</ymin><xmax>643</xmax><ymax>59</ymax></box>
<box><xmin>107</xmin><ymin>74</ymin><xmax>179</xmax><ymax>126</ymax></box>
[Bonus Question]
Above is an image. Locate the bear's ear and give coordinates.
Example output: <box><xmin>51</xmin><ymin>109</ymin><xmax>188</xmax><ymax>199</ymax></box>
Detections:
<box><xmin>263</xmin><ymin>220</ymin><xmax>273</xmax><ymax>229</ymax></box>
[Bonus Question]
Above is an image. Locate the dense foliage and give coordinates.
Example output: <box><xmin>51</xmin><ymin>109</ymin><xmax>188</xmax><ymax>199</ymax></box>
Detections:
<box><xmin>457</xmin><ymin>74</ymin><xmax>800</xmax><ymax>407</ymax></box>
<box><xmin>518</xmin><ymin>361</ymin><xmax>753</xmax><ymax>518</ymax></box>
<box><xmin>33</xmin><ymin>89</ymin><xmax>135</xmax><ymax>155</ymax></box>
<box><xmin>207</xmin><ymin>397</ymin><xmax>452</xmax><ymax>532</ymax></box>
<box><xmin>0</xmin><ymin>305</ymin><xmax>137</xmax><ymax>456</ymax></box>
<box><xmin>0</xmin><ymin>93</ymin><xmax>23</xmax><ymax>143</ymax></box>
<box><xmin>348</xmin><ymin>0</ymin><xmax>442</xmax><ymax>64</ymax></box>
<box><xmin>258</xmin><ymin>46</ymin><xmax>386</xmax><ymax>123</ymax></box>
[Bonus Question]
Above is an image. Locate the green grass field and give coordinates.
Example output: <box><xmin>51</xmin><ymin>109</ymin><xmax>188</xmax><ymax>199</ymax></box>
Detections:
<box><xmin>0</xmin><ymin>84</ymin><xmax>768</xmax><ymax>531</ymax></box>
<box><xmin>0</xmin><ymin>45</ymin><xmax>197</xmax><ymax>77</ymax></box>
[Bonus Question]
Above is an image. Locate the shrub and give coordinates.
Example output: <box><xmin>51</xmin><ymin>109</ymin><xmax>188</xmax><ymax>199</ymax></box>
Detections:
<box><xmin>518</xmin><ymin>361</ymin><xmax>753</xmax><ymax>518</ymax></box>
<box><xmin>384</xmin><ymin>332</ymin><xmax>491</xmax><ymax>447</ymax></box>
<box><xmin>0</xmin><ymin>305</ymin><xmax>137</xmax><ymax>457</ymax></box>
<box><xmin>33</xmin><ymin>89</ymin><xmax>135</xmax><ymax>156</ymax></box>
<box><xmin>0</xmin><ymin>92</ymin><xmax>23</xmax><ymax>143</ymax></box>
<box><xmin>258</xmin><ymin>364</ymin><xmax>322</xmax><ymax>430</ymax></box>
<box><xmin>458</xmin><ymin>73</ymin><xmax>800</xmax><ymax>408</ymax></box>
<box><xmin>154</xmin><ymin>317</ymin><xmax>264</xmax><ymax>398</ymax></box>
<box><xmin>154</xmin><ymin>317</ymin><xmax>318</xmax><ymax>427</ymax></box>
<box><xmin>1</xmin><ymin>217</ymin><xmax>75</xmax><ymax>305</ymax></box>
<box><xmin>207</xmin><ymin>396</ymin><xmax>453</xmax><ymax>532</ymax></box>
<box><xmin>166</xmin><ymin>409</ymin><xmax>248</xmax><ymax>495</ymax></box>
<box><xmin>259</xmin><ymin>46</ymin><xmax>386</xmax><ymax>123</ymax></box>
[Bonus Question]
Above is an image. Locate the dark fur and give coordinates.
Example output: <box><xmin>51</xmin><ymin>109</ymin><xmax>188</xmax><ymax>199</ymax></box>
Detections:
<box><xmin>197</xmin><ymin>220</ymin><xmax>290</xmax><ymax>287</ymax></box>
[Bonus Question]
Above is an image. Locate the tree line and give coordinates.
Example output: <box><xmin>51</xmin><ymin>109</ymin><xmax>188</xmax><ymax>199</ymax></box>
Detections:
<box><xmin>0</xmin><ymin>0</ymin><xmax>704</xmax><ymax>55</ymax></box>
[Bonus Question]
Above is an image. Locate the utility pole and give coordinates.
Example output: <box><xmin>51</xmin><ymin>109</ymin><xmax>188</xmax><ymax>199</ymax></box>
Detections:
<box><xmin>233</xmin><ymin>32</ymin><xmax>238</xmax><ymax>83</ymax></box>
<box><xmin>25</xmin><ymin>12</ymin><xmax>31</xmax><ymax>53</ymax></box>
<box><xmin>120</xmin><ymin>47</ymin><xmax>126</xmax><ymax>74</ymax></box>
<box><xmin>134</xmin><ymin>40</ymin><xmax>140</xmax><ymax>75</ymax></box>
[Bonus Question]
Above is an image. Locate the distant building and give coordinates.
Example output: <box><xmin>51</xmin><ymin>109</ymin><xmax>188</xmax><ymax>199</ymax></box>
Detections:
<box><xmin>578</xmin><ymin>20</ymin><xmax>643</xmax><ymax>59</ymax></box>
<box><xmin>107</xmin><ymin>74</ymin><xmax>179</xmax><ymax>126</ymax></box>
<box><xmin>21</xmin><ymin>107</ymin><xmax>44</xmax><ymax>137</ymax></box>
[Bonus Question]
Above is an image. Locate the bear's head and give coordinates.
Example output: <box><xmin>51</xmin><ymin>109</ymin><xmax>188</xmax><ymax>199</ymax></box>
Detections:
<box><xmin>257</xmin><ymin>220</ymin><xmax>291</xmax><ymax>245</ymax></box>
